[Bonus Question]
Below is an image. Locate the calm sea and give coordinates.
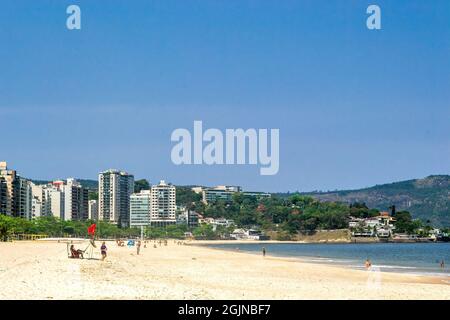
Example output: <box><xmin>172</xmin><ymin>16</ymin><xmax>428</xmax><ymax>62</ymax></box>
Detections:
<box><xmin>205</xmin><ymin>242</ymin><xmax>450</xmax><ymax>277</ymax></box>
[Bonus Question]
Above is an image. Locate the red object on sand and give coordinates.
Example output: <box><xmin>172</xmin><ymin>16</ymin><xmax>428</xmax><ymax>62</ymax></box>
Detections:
<box><xmin>87</xmin><ymin>224</ymin><xmax>96</xmax><ymax>235</ymax></box>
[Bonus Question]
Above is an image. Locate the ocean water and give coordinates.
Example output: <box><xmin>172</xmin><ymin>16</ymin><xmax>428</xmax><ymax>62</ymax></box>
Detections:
<box><xmin>205</xmin><ymin>242</ymin><xmax>450</xmax><ymax>277</ymax></box>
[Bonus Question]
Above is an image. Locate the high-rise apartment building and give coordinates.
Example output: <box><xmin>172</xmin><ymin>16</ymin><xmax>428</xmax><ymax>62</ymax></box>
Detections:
<box><xmin>49</xmin><ymin>187</ymin><xmax>65</xmax><ymax>219</ymax></box>
<box><xmin>0</xmin><ymin>161</ymin><xmax>17</xmax><ymax>216</ymax></box>
<box><xmin>0</xmin><ymin>162</ymin><xmax>32</xmax><ymax>218</ymax></box>
<box><xmin>13</xmin><ymin>176</ymin><xmax>32</xmax><ymax>219</ymax></box>
<box><xmin>98</xmin><ymin>169</ymin><xmax>134</xmax><ymax>227</ymax></box>
<box><xmin>31</xmin><ymin>197</ymin><xmax>42</xmax><ymax>219</ymax></box>
<box><xmin>63</xmin><ymin>178</ymin><xmax>89</xmax><ymax>221</ymax></box>
<box><xmin>0</xmin><ymin>175</ymin><xmax>7</xmax><ymax>214</ymax></box>
<box><xmin>130</xmin><ymin>190</ymin><xmax>151</xmax><ymax>227</ymax></box>
<box><xmin>150</xmin><ymin>180</ymin><xmax>176</xmax><ymax>227</ymax></box>
<box><xmin>88</xmin><ymin>200</ymin><xmax>98</xmax><ymax>221</ymax></box>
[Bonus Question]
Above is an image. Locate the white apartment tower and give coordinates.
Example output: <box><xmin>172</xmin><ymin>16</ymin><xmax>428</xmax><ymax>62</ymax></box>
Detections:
<box><xmin>88</xmin><ymin>200</ymin><xmax>98</xmax><ymax>221</ymax></box>
<box><xmin>63</xmin><ymin>178</ymin><xmax>89</xmax><ymax>221</ymax></box>
<box><xmin>98</xmin><ymin>169</ymin><xmax>134</xmax><ymax>227</ymax></box>
<box><xmin>150</xmin><ymin>180</ymin><xmax>176</xmax><ymax>227</ymax></box>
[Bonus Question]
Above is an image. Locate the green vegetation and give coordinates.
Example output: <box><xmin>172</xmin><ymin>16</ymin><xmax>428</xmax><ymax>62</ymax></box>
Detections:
<box><xmin>289</xmin><ymin>175</ymin><xmax>450</xmax><ymax>227</ymax></box>
<box><xmin>393</xmin><ymin>211</ymin><xmax>422</xmax><ymax>234</ymax></box>
<box><xmin>176</xmin><ymin>186</ymin><xmax>202</xmax><ymax>208</ymax></box>
<box><xmin>0</xmin><ymin>215</ymin><xmax>141</xmax><ymax>240</ymax></box>
<box><xmin>180</xmin><ymin>193</ymin><xmax>429</xmax><ymax>238</ymax></box>
<box><xmin>88</xmin><ymin>191</ymin><xmax>98</xmax><ymax>201</ymax></box>
<box><xmin>348</xmin><ymin>202</ymin><xmax>380</xmax><ymax>218</ymax></box>
<box><xmin>190</xmin><ymin>194</ymin><xmax>352</xmax><ymax>235</ymax></box>
<box><xmin>134</xmin><ymin>179</ymin><xmax>150</xmax><ymax>193</ymax></box>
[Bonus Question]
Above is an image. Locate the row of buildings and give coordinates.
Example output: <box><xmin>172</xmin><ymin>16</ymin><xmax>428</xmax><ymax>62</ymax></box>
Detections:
<box><xmin>1</xmin><ymin>161</ymin><xmax>96</xmax><ymax>221</ymax></box>
<box><xmin>128</xmin><ymin>181</ymin><xmax>176</xmax><ymax>228</ymax></box>
<box><xmin>0</xmin><ymin>162</ymin><xmax>178</xmax><ymax>228</ymax></box>
<box><xmin>1</xmin><ymin>162</ymin><xmax>270</xmax><ymax>230</ymax></box>
<box><xmin>0</xmin><ymin>161</ymin><xmax>32</xmax><ymax>219</ymax></box>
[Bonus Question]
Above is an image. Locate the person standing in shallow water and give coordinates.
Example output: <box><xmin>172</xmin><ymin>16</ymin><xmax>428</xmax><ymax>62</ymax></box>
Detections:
<box><xmin>365</xmin><ymin>259</ymin><xmax>372</xmax><ymax>270</ymax></box>
<box><xmin>441</xmin><ymin>260</ymin><xmax>445</xmax><ymax>269</ymax></box>
<box><xmin>262</xmin><ymin>247</ymin><xmax>266</xmax><ymax>257</ymax></box>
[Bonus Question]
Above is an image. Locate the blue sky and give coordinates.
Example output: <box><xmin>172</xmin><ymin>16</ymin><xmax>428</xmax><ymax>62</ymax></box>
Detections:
<box><xmin>1</xmin><ymin>0</ymin><xmax>449</xmax><ymax>192</ymax></box>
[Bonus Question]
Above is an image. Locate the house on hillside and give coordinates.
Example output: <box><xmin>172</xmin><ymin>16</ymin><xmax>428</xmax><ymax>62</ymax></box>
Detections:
<box><xmin>350</xmin><ymin>211</ymin><xmax>396</xmax><ymax>238</ymax></box>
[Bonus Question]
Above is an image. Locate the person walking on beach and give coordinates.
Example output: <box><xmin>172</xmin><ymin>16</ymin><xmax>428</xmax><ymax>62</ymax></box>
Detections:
<box><xmin>137</xmin><ymin>240</ymin><xmax>141</xmax><ymax>255</ymax></box>
<box><xmin>262</xmin><ymin>247</ymin><xmax>266</xmax><ymax>257</ymax></box>
<box><xmin>100</xmin><ymin>242</ymin><xmax>107</xmax><ymax>261</ymax></box>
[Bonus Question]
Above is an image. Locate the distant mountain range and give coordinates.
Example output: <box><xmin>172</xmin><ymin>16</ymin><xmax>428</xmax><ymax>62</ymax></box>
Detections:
<box><xmin>33</xmin><ymin>175</ymin><xmax>450</xmax><ymax>227</ymax></box>
<box><xmin>299</xmin><ymin>175</ymin><xmax>450</xmax><ymax>227</ymax></box>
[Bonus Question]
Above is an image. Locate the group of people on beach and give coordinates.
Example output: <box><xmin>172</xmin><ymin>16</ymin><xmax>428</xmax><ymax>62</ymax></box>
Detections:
<box><xmin>69</xmin><ymin>241</ymin><xmax>107</xmax><ymax>261</ymax></box>
<box><xmin>72</xmin><ymin>238</ymin><xmax>181</xmax><ymax>260</ymax></box>
<box><xmin>364</xmin><ymin>258</ymin><xmax>445</xmax><ymax>270</ymax></box>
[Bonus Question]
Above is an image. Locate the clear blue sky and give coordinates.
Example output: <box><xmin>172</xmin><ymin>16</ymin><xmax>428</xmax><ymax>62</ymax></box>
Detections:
<box><xmin>1</xmin><ymin>0</ymin><xmax>449</xmax><ymax>192</ymax></box>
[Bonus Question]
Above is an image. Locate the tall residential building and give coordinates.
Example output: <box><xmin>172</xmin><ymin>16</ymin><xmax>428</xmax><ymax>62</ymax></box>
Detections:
<box><xmin>31</xmin><ymin>183</ymin><xmax>52</xmax><ymax>218</ymax></box>
<box><xmin>0</xmin><ymin>161</ymin><xmax>17</xmax><ymax>216</ymax></box>
<box><xmin>150</xmin><ymin>180</ymin><xmax>176</xmax><ymax>227</ymax></box>
<box><xmin>0</xmin><ymin>162</ymin><xmax>32</xmax><ymax>218</ymax></box>
<box><xmin>63</xmin><ymin>178</ymin><xmax>89</xmax><ymax>221</ymax></box>
<box><xmin>13</xmin><ymin>176</ymin><xmax>32</xmax><ymax>219</ymax></box>
<box><xmin>49</xmin><ymin>187</ymin><xmax>65</xmax><ymax>219</ymax></box>
<box><xmin>130</xmin><ymin>190</ymin><xmax>151</xmax><ymax>227</ymax></box>
<box><xmin>98</xmin><ymin>169</ymin><xmax>134</xmax><ymax>227</ymax></box>
<box><xmin>0</xmin><ymin>176</ymin><xmax>7</xmax><ymax>214</ymax></box>
<box><xmin>31</xmin><ymin>197</ymin><xmax>42</xmax><ymax>219</ymax></box>
<box><xmin>88</xmin><ymin>200</ymin><xmax>98</xmax><ymax>221</ymax></box>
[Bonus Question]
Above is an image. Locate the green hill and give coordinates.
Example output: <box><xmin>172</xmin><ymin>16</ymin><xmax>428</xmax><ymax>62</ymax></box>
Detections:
<box><xmin>298</xmin><ymin>175</ymin><xmax>450</xmax><ymax>227</ymax></box>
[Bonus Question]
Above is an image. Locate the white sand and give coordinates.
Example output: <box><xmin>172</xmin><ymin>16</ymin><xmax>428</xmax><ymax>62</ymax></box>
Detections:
<box><xmin>0</xmin><ymin>240</ymin><xmax>449</xmax><ymax>300</ymax></box>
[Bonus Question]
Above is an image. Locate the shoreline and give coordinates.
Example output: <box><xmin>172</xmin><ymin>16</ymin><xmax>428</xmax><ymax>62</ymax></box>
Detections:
<box><xmin>189</xmin><ymin>239</ymin><xmax>448</xmax><ymax>245</ymax></box>
<box><xmin>34</xmin><ymin>237</ymin><xmax>448</xmax><ymax>245</ymax></box>
<box><xmin>37</xmin><ymin>238</ymin><xmax>450</xmax><ymax>278</ymax></box>
<box><xmin>192</xmin><ymin>241</ymin><xmax>450</xmax><ymax>283</ymax></box>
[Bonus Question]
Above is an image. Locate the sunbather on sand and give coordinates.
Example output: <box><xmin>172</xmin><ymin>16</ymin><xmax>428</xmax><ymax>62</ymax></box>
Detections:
<box><xmin>70</xmin><ymin>245</ymin><xmax>84</xmax><ymax>259</ymax></box>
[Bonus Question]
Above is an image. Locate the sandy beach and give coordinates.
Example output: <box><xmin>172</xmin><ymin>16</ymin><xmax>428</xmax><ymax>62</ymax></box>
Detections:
<box><xmin>0</xmin><ymin>240</ymin><xmax>449</xmax><ymax>300</ymax></box>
